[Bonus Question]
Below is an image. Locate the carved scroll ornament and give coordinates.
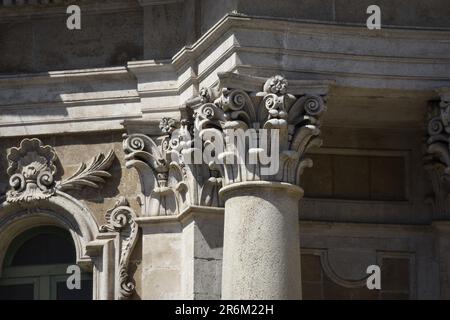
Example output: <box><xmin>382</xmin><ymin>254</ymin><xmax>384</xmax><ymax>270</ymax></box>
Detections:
<box><xmin>99</xmin><ymin>197</ymin><xmax>138</xmax><ymax>299</ymax></box>
<box><xmin>425</xmin><ymin>94</ymin><xmax>450</xmax><ymax>220</ymax></box>
<box><xmin>186</xmin><ymin>73</ymin><xmax>329</xmax><ymax>187</ymax></box>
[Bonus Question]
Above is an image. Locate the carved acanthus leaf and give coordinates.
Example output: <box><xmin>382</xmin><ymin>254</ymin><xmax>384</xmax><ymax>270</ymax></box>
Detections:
<box><xmin>56</xmin><ymin>150</ymin><xmax>115</xmax><ymax>191</ymax></box>
<box><xmin>121</xmin><ymin>74</ymin><xmax>329</xmax><ymax>214</ymax></box>
<box><xmin>186</xmin><ymin>73</ymin><xmax>328</xmax><ymax>186</ymax></box>
<box><xmin>122</xmin><ymin>120</ymin><xmax>222</xmax><ymax>217</ymax></box>
<box><xmin>99</xmin><ymin>196</ymin><xmax>138</xmax><ymax>299</ymax></box>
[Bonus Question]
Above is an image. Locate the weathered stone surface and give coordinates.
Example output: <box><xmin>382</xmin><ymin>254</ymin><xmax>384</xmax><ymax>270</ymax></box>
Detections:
<box><xmin>221</xmin><ymin>183</ymin><xmax>303</xmax><ymax>299</ymax></box>
<box><xmin>0</xmin><ymin>1</ymin><xmax>449</xmax><ymax>301</ymax></box>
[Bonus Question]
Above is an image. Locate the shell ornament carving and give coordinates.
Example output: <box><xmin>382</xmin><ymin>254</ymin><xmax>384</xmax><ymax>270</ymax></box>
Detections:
<box><xmin>6</xmin><ymin>139</ymin><xmax>57</xmax><ymax>203</ymax></box>
<box><xmin>5</xmin><ymin>138</ymin><xmax>115</xmax><ymax>204</ymax></box>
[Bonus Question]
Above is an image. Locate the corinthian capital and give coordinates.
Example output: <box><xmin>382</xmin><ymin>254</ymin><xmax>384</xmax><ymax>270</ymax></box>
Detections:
<box><xmin>425</xmin><ymin>89</ymin><xmax>450</xmax><ymax>220</ymax></box>
<box><xmin>184</xmin><ymin>72</ymin><xmax>330</xmax><ymax>187</ymax></box>
<box><xmin>122</xmin><ymin>118</ymin><xmax>222</xmax><ymax>217</ymax></box>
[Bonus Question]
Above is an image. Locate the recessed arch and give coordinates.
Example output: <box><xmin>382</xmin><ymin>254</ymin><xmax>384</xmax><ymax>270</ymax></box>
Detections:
<box><xmin>0</xmin><ymin>191</ymin><xmax>100</xmax><ymax>276</ymax></box>
<box><xmin>0</xmin><ymin>225</ymin><xmax>94</xmax><ymax>300</ymax></box>
<box><xmin>0</xmin><ymin>190</ymin><xmax>124</xmax><ymax>300</ymax></box>
<box><xmin>4</xmin><ymin>225</ymin><xmax>76</xmax><ymax>268</ymax></box>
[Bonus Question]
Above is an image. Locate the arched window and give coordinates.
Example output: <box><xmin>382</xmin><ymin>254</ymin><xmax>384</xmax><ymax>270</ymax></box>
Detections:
<box><xmin>0</xmin><ymin>226</ymin><xmax>93</xmax><ymax>300</ymax></box>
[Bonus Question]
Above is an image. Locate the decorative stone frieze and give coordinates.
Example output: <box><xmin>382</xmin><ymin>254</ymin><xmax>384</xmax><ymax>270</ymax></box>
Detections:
<box><xmin>6</xmin><ymin>138</ymin><xmax>115</xmax><ymax>204</ymax></box>
<box><xmin>99</xmin><ymin>197</ymin><xmax>138</xmax><ymax>300</ymax></box>
<box><xmin>425</xmin><ymin>91</ymin><xmax>450</xmax><ymax>220</ymax></box>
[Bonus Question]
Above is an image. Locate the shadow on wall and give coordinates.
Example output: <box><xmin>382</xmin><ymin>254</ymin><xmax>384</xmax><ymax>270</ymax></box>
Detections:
<box><xmin>0</xmin><ymin>7</ymin><xmax>144</xmax><ymax>74</ymax></box>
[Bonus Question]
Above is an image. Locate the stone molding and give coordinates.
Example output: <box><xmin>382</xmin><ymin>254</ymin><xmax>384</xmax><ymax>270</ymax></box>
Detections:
<box><xmin>0</xmin><ymin>191</ymin><xmax>98</xmax><ymax>273</ymax></box>
<box><xmin>302</xmin><ymin>248</ymin><xmax>369</xmax><ymax>289</ymax></box>
<box><xmin>425</xmin><ymin>89</ymin><xmax>450</xmax><ymax>220</ymax></box>
<box><xmin>219</xmin><ymin>181</ymin><xmax>304</xmax><ymax>202</ymax></box>
<box><xmin>0</xmin><ymin>190</ymin><xmax>120</xmax><ymax>299</ymax></box>
<box><xmin>135</xmin><ymin>205</ymin><xmax>224</xmax><ymax>226</ymax></box>
<box><xmin>6</xmin><ymin>138</ymin><xmax>114</xmax><ymax>204</ymax></box>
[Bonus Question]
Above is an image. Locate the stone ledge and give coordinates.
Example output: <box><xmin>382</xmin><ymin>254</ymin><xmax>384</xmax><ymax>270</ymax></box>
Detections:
<box><xmin>135</xmin><ymin>206</ymin><xmax>224</xmax><ymax>226</ymax></box>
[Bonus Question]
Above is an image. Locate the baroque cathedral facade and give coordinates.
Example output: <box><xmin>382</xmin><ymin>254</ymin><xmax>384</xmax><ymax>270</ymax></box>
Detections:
<box><xmin>0</xmin><ymin>0</ymin><xmax>450</xmax><ymax>300</ymax></box>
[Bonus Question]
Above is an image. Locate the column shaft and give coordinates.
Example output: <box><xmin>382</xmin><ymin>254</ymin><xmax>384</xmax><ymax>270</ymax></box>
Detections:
<box><xmin>220</xmin><ymin>181</ymin><xmax>303</xmax><ymax>300</ymax></box>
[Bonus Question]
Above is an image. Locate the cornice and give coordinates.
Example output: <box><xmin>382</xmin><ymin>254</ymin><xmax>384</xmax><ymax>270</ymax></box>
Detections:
<box><xmin>1</xmin><ymin>14</ymin><xmax>449</xmax><ymax>137</ymax></box>
<box><xmin>172</xmin><ymin>14</ymin><xmax>450</xmax><ymax>65</ymax></box>
<box><xmin>135</xmin><ymin>205</ymin><xmax>224</xmax><ymax>227</ymax></box>
<box><xmin>0</xmin><ymin>66</ymin><xmax>134</xmax><ymax>86</ymax></box>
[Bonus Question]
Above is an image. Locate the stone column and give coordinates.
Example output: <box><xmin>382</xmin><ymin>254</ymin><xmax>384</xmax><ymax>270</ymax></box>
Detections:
<box><xmin>186</xmin><ymin>73</ymin><xmax>330</xmax><ymax>299</ymax></box>
<box><xmin>220</xmin><ymin>182</ymin><xmax>303</xmax><ymax>299</ymax></box>
<box><xmin>425</xmin><ymin>89</ymin><xmax>450</xmax><ymax>298</ymax></box>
